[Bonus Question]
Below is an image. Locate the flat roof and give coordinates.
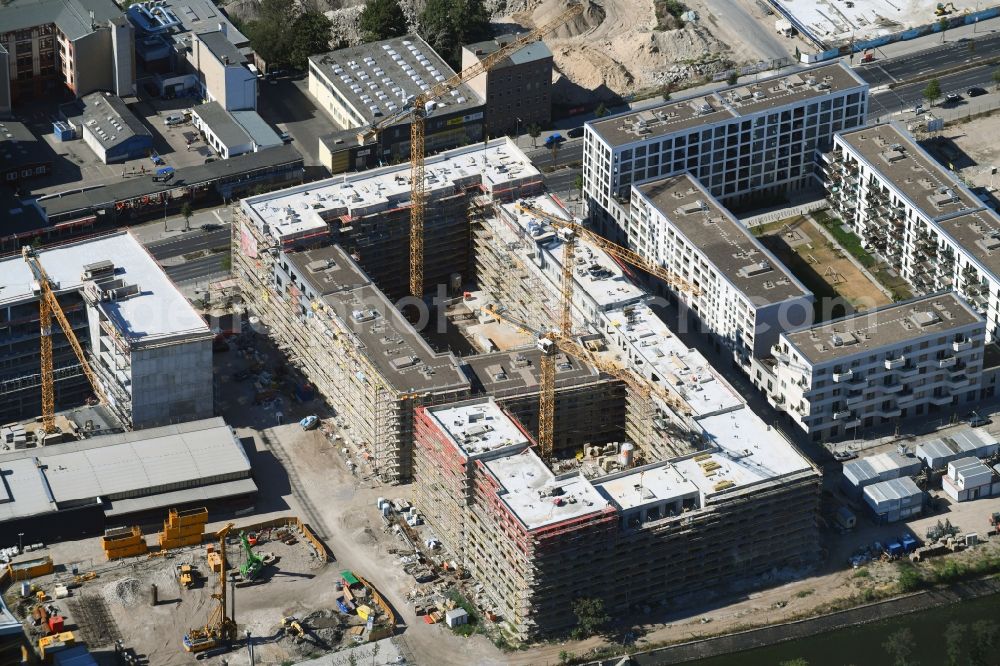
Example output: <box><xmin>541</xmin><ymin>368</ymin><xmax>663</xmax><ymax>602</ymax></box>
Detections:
<box><xmin>231</xmin><ymin>109</ymin><xmax>283</xmax><ymax>148</ymax></box>
<box><xmin>0</xmin><ymin>417</ymin><xmax>252</xmax><ymax>523</ymax></box>
<box><xmin>837</xmin><ymin>123</ymin><xmax>982</xmax><ymax>223</ymax></box>
<box><xmin>935</xmin><ymin>209</ymin><xmax>1000</xmax><ymax>279</ymax></box>
<box><xmin>73</xmin><ymin>92</ymin><xmax>152</xmax><ymax>151</ymax></box>
<box><xmin>783</xmin><ymin>292</ymin><xmax>983</xmax><ymax>365</ymax></box>
<box><xmin>241</xmin><ymin>138</ymin><xmax>540</xmax><ymax>243</ymax></box>
<box><xmin>39</xmin><ymin>143</ymin><xmax>303</xmax><ymax>218</ymax></box>
<box><xmin>635</xmin><ymin>174</ymin><xmax>810</xmax><ymax>304</ymax></box>
<box><xmin>0</xmin><ymin>231</ymin><xmax>210</xmax><ymax>344</ymax></box>
<box><xmin>425</xmin><ymin>398</ymin><xmax>530</xmax><ymax>458</ymax></box>
<box><xmin>127</xmin><ymin>0</ymin><xmax>248</xmax><ymax>46</ymax></box>
<box><xmin>589</xmin><ymin>62</ymin><xmax>866</xmax><ymax>147</ymax></box>
<box><xmin>0</xmin><ymin>191</ymin><xmax>48</xmax><ymax>240</ymax></box>
<box><xmin>482</xmin><ymin>447</ymin><xmax>609</xmax><ymax>531</ymax></box>
<box><xmin>196</xmin><ymin>29</ymin><xmax>246</xmax><ymax>65</ymax></box>
<box><xmin>0</xmin><ymin>119</ymin><xmax>45</xmax><ymax>171</ymax></box>
<box><xmin>193</xmin><ymin>101</ymin><xmax>251</xmax><ymax>149</ymax></box>
<box><xmin>308</xmin><ymin>34</ymin><xmax>480</xmax><ymax>127</ymax></box>
<box><xmin>286</xmin><ymin>244</ymin><xmax>470</xmax><ymax>394</ymax></box>
<box><xmin>463</xmin><ymin>35</ymin><xmax>552</xmax><ymax>67</ymax></box>
<box><xmin>0</xmin><ymin>0</ymin><xmax>124</xmax><ymax>41</ymax></box>
<box><xmin>463</xmin><ymin>348</ymin><xmax>603</xmax><ymax>395</ymax></box>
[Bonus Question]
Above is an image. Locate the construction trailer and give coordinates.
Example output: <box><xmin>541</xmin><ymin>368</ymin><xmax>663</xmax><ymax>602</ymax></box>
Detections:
<box><xmin>413</xmin><ymin>398</ymin><xmax>821</xmax><ymax>641</ymax></box>
<box><xmin>863</xmin><ymin>477</ymin><xmax>924</xmax><ymax>524</ymax></box>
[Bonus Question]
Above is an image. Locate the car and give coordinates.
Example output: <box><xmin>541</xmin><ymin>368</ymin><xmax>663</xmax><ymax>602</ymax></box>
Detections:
<box><xmin>966</xmin><ymin>412</ymin><xmax>991</xmax><ymax>427</ymax></box>
<box><xmin>278</xmin><ymin>131</ymin><xmax>292</xmax><ymax>144</ymax></box>
<box><xmin>299</xmin><ymin>415</ymin><xmax>319</xmax><ymax>430</ymax></box>
<box><xmin>201</xmin><ymin>223</ymin><xmax>222</xmax><ymax>231</ymax></box>
<box><xmin>163</xmin><ymin>114</ymin><xmax>185</xmax><ymax>126</ymax></box>
<box><xmin>544</xmin><ymin>132</ymin><xmax>565</xmax><ymax>146</ymax></box>
<box><xmin>967</xmin><ymin>87</ymin><xmax>988</xmax><ymax>97</ymax></box>
<box><xmin>567</xmin><ymin>127</ymin><xmax>584</xmax><ymax>138</ymax></box>
<box><xmin>945</xmin><ymin>93</ymin><xmax>962</xmax><ymax>104</ymax></box>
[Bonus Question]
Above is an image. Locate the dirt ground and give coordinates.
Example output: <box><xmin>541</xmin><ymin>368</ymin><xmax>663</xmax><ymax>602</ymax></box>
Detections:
<box><xmin>756</xmin><ymin>215</ymin><xmax>892</xmax><ymax>314</ymax></box>
<box><xmin>942</xmin><ymin>113</ymin><xmax>1000</xmax><ymax>191</ymax></box>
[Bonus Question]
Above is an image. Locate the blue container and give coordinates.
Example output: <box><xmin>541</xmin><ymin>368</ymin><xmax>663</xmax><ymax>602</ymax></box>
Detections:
<box><xmin>52</xmin><ymin>121</ymin><xmax>75</xmax><ymax>141</ymax></box>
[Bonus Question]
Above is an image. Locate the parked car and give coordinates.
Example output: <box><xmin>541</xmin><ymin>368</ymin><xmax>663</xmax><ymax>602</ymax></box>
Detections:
<box><xmin>966</xmin><ymin>412</ymin><xmax>991</xmax><ymax>427</ymax></box>
<box><xmin>967</xmin><ymin>87</ymin><xmax>988</xmax><ymax>97</ymax></box>
<box><xmin>567</xmin><ymin>126</ymin><xmax>584</xmax><ymax>138</ymax></box>
<box><xmin>164</xmin><ymin>114</ymin><xmax>185</xmax><ymax>126</ymax></box>
<box><xmin>945</xmin><ymin>93</ymin><xmax>962</xmax><ymax>104</ymax></box>
<box><xmin>299</xmin><ymin>415</ymin><xmax>319</xmax><ymax>430</ymax></box>
<box><xmin>278</xmin><ymin>131</ymin><xmax>292</xmax><ymax>144</ymax></box>
<box><xmin>200</xmin><ymin>223</ymin><xmax>222</xmax><ymax>231</ymax></box>
<box><xmin>544</xmin><ymin>132</ymin><xmax>565</xmax><ymax>146</ymax></box>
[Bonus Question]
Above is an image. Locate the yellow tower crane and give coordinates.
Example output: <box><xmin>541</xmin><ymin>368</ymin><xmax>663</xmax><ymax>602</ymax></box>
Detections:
<box><xmin>481</xmin><ymin>305</ymin><xmax>690</xmax><ymax>460</ymax></box>
<box><xmin>22</xmin><ymin>247</ymin><xmax>108</xmax><ymax>434</ymax></box>
<box><xmin>358</xmin><ymin>3</ymin><xmax>584</xmax><ymax>298</ymax></box>
<box><xmin>183</xmin><ymin>523</ymin><xmax>237</xmax><ymax>653</ymax></box>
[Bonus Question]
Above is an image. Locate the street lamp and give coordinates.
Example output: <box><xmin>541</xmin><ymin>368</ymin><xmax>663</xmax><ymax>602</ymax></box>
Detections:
<box><xmin>18</xmin><ymin>532</ymin><xmax>24</xmax><ymax>553</ymax></box>
<box><xmin>163</xmin><ymin>197</ymin><xmax>169</xmax><ymax>232</ymax></box>
<box><xmin>515</xmin><ymin>116</ymin><xmax>523</xmax><ymax>147</ymax></box>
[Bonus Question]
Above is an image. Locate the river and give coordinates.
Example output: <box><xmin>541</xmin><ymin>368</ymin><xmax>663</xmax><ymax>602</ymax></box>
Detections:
<box><xmin>686</xmin><ymin>593</ymin><xmax>1000</xmax><ymax>666</ymax></box>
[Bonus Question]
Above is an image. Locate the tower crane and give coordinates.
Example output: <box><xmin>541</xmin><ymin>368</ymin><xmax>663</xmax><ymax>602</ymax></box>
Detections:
<box><xmin>183</xmin><ymin>523</ymin><xmax>237</xmax><ymax>653</ymax></box>
<box><xmin>358</xmin><ymin>3</ymin><xmax>584</xmax><ymax>298</ymax></box>
<box><xmin>481</xmin><ymin>305</ymin><xmax>690</xmax><ymax>460</ymax></box>
<box><xmin>22</xmin><ymin>247</ymin><xmax>108</xmax><ymax>434</ymax></box>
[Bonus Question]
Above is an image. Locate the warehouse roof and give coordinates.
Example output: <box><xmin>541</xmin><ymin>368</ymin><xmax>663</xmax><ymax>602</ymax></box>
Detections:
<box><xmin>589</xmin><ymin>62</ymin><xmax>866</xmax><ymax>147</ymax></box>
<box><xmin>0</xmin><ymin>231</ymin><xmax>210</xmax><ymax>344</ymax></box>
<box><xmin>843</xmin><ymin>451</ymin><xmax>921</xmax><ymax>487</ymax></box>
<box><xmin>286</xmin><ymin>244</ymin><xmax>470</xmax><ymax>394</ymax></box>
<box><xmin>0</xmin><ymin>418</ymin><xmax>254</xmax><ymax>523</ymax></box>
<box><xmin>863</xmin><ymin>476</ymin><xmax>922</xmax><ymax>506</ymax></box>
<box><xmin>193</xmin><ymin>101</ymin><xmax>252</xmax><ymax>150</ymax></box>
<box><xmin>308</xmin><ymin>34</ymin><xmax>480</xmax><ymax>128</ymax></box>
<box><xmin>916</xmin><ymin>427</ymin><xmax>999</xmax><ymax>467</ymax></box>
<box><xmin>0</xmin><ymin>0</ymin><xmax>124</xmax><ymax>41</ymax></box>
<box><xmin>232</xmin><ymin>109</ymin><xmax>283</xmax><ymax>149</ymax></box>
<box><xmin>634</xmin><ymin>174</ymin><xmax>810</xmax><ymax>305</ymax></box>
<box><xmin>783</xmin><ymin>292</ymin><xmax>984</xmax><ymax>365</ymax></box>
<box><xmin>72</xmin><ymin>92</ymin><xmax>152</xmax><ymax>151</ymax></box>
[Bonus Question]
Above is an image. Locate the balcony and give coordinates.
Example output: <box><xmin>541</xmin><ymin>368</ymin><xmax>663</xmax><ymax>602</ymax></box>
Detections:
<box><xmin>846</xmin><ymin>392</ymin><xmax>866</xmax><ymax>406</ymax></box>
<box><xmin>845</xmin><ymin>417</ymin><xmax>862</xmax><ymax>428</ymax></box>
<box><xmin>880</xmin><ymin>382</ymin><xmax>903</xmax><ymax>394</ymax></box>
<box><xmin>876</xmin><ymin>407</ymin><xmax>902</xmax><ymax>419</ymax></box>
<box><xmin>937</xmin><ymin>356</ymin><xmax>957</xmax><ymax>369</ymax></box>
<box><xmin>953</xmin><ymin>339</ymin><xmax>973</xmax><ymax>353</ymax></box>
<box><xmin>832</xmin><ymin>369</ymin><xmax>853</xmax><ymax>382</ymax></box>
<box><xmin>897</xmin><ymin>390</ymin><xmax>916</xmax><ymax>405</ymax></box>
<box><xmin>930</xmin><ymin>394</ymin><xmax>954</xmax><ymax>406</ymax></box>
<box><xmin>885</xmin><ymin>356</ymin><xmax>906</xmax><ymax>370</ymax></box>
<box><xmin>833</xmin><ymin>410</ymin><xmax>853</xmax><ymax>420</ymax></box>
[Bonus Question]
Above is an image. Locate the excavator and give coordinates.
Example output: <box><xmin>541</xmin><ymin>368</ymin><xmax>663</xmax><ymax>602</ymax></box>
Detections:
<box><xmin>235</xmin><ymin>531</ymin><xmax>275</xmax><ymax>586</ymax></box>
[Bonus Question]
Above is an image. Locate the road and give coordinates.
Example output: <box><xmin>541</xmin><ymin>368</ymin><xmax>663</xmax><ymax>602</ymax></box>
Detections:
<box><xmin>145</xmin><ymin>228</ymin><xmax>231</xmax><ymax>260</ymax></box>
<box><xmin>163</xmin><ymin>253</ymin><xmax>229</xmax><ymax>283</ymax></box>
<box><xmin>857</xmin><ymin>34</ymin><xmax>1000</xmax><ymax>87</ymax></box>
<box><xmin>870</xmin><ymin>64</ymin><xmax>998</xmax><ymax>117</ymax></box>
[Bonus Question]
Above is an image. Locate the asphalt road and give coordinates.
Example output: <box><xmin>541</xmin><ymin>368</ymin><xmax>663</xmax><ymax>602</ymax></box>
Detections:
<box><xmin>146</xmin><ymin>228</ymin><xmax>231</xmax><ymax>260</ymax></box>
<box><xmin>857</xmin><ymin>34</ymin><xmax>1000</xmax><ymax>87</ymax></box>
<box><xmin>525</xmin><ymin>139</ymin><xmax>583</xmax><ymax>167</ymax></box>
<box><xmin>542</xmin><ymin>167</ymin><xmax>582</xmax><ymax>198</ymax></box>
<box><xmin>163</xmin><ymin>253</ymin><xmax>229</xmax><ymax>283</ymax></box>
<box><xmin>870</xmin><ymin>64</ymin><xmax>997</xmax><ymax>117</ymax></box>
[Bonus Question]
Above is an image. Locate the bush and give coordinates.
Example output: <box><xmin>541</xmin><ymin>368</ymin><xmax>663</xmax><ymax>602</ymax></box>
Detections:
<box><xmin>897</xmin><ymin>563</ymin><xmax>923</xmax><ymax>592</ymax></box>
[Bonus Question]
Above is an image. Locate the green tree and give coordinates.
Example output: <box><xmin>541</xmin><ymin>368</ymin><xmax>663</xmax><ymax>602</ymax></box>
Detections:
<box><xmin>570</xmin><ymin>597</ymin><xmax>609</xmax><ymax>639</ymax></box>
<box><xmin>573</xmin><ymin>172</ymin><xmax>583</xmax><ymax>194</ymax></box>
<box><xmin>727</xmin><ymin>71</ymin><xmax>739</xmax><ymax>85</ymax></box>
<box><xmin>528</xmin><ymin>123</ymin><xmax>541</xmax><ymax>148</ymax></box>
<box><xmin>882</xmin><ymin>627</ymin><xmax>918</xmax><ymax>666</ymax></box>
<box><xmin>923</xmin><ymin>78</ymin><xmax>942</xmax><ymax>106</ymax></box>
<box><xmin>419</xmin><ymin>0</ymin><xmax>492</xmax><ymax>68</ymax></box>
<box><xmin>992</xmin><ymin>67</ymin><xmax>1000</xmax><ymax>90</ymax></box>
<box><xmin>594</xmin><ymin>102</ymin><xmax>608</xmax><ymax>118</ymax></box>
<box><xmin>939</xmin><ymin>16</ymin><xmax>948</xmax><ymax>43</ymax></box>
<box><xmin>243</xmin><ymin>0</ymin><xmax>295</xmax><ymax>68</ymax></box>
<box><xmin>288</xmin><ymin>11</ymin><xmax>332</xmax><ymax>69</ymax></box>
<box><xmin>180</xmin><ymin>202</ymin><xmax>193</xmax><ymax>231</ymax></box>
<box><xmin>661</xmin><ymin>82</ymin><xmax>673</xmax><ymax>102</ymax></box>
<box><xmin>360</xmin><ymin>0</ymin><xmax>407</xmax><ymax>42</ymax></box>
<box><xmin>943</xmin><ymin>621</ymin><xmax>966</xmax><ymax>666</ymax></box>
<box><xmin>558</xmin><ymin>651</ymin><xmax>574</xmax><ymax>665</ymax></box>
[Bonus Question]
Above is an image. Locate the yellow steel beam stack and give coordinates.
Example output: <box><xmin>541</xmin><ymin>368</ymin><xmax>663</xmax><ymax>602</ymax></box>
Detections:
<box><xmin>158</xmin><ymin>507</ymin><xmax>209</xmax><ymax>550</ymax></box>
<box><xmin>101</xmin><ymin>526</ymin><xmax>148</xmax><ymax>560</ymax></box>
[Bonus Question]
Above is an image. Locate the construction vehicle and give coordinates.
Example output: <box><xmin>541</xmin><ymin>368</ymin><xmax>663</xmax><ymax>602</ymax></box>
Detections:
<box><xmin>357</xmin><ymin>3</ymin><xmax>583</xmax><ymax>298</ymax></box>
<box><xmin>280</xmin><ymin>616</ymin><xmax>305</xmax><ymax>641</ymax></box>
<box><xmin>935</xmin><ymin>2</ymin><xmax>957</xmax><ymax>14</ymax></box>
<box><xmin>178</xmin><ymin>564</ymin><xmax>194</xmax><ymax>589</ymax></box>
<box><xmin>22</xmin><ymin>247</ymin><xmax>108</xmax><ymax>434</ymax></box>
<box><xmin>236</xmin><ymin>531</ymin><xmax>265</xmax><ymax>585</ymax></box>
<box><xmin>183</xmin><ymin>523</ymin><xmax>237</xmax><ymax>652</ymax></box>
<box><xmin>481</xmin><ymin>304</ymin><xmax>690</xmax><ymax>460</ymax></box>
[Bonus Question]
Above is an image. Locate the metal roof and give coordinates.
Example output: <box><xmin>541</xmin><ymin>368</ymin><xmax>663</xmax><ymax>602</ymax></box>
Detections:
<box><xmin>193</xmin><ymin>101</ymin><xmax>252</xmax><ymax>149</ymax></box>
<box><xmin>0</xmin><ymin>0</ymin><xmax>124</xmax><ymax>41</ymax></box>
<box><xmin>72</xmin><ymin>92</ymin><xmax>152</xmax><ymax>150</ymax></box>
<box><xmin>231</xmin><ymin>109</ymin><xmax>283</xmax><ymax>149</ymax></box>
<box><xmin>464</xmin><ymin>35</ymin><xmax>553</xmax><ymax>67</ymax></box>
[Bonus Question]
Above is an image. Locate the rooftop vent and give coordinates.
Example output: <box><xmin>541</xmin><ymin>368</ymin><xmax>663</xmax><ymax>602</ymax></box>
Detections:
<box><xmin>910</xmin><ymin>310</ymin><xmax>941</xmax><ymax>327</ymax></box>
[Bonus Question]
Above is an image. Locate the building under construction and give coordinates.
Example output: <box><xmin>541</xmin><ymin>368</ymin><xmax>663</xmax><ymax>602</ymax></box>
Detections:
<box><xmin>232</xmin><ymin>138</ymin><xmax>822</xmax><ymax>637</ymax></box>
<box><xmin>0</xmin><ymin>232</ymin><xmax>214</xmax><ymax>429</ymax></box>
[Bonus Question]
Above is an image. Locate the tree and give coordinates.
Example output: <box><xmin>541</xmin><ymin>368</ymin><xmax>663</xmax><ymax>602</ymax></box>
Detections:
<box><xmin>939</xmin><ymin>17</ymin><xmax>948</xmax><ymax>43</ymax></box>
<box><xmin>360</xmin><ymin>0</ymin><xmax>407</xmax><ymax>42</ymax></box>
<box><xmin>992</xmin><ymin>67</ymin><xmax>1000</xmax><ymax>91</ymax></box>
<box><xmin>943</xmin><ymin>621</ymin><xmax>966</xmax><ymax>666</ymax></box>
<box><xmin>573</xmin><ymin>173</ymin><xmax>583</xmax><ymax>194</ymax></box>
<box><xmin>594</xmin><ymin>102</ymin><xmax>608</xmax><ymax>118</ymax></box>
<box><xmin>528</xmin><ymin>123</ymin><xmax>541</xmax><ymax>148</ymax></box>
<box><xmin>727</xmin><ymin>71</ymin><xmax>739</xmax><ymax>85</ymax></box>
<box><xmin>570</xmin><ymin>597</ymin><xmax>609</xmax><ymax>639</ymax></box>
<box><xmin>882</xmin><ymin>627</ymin><xmax>917</xmax><ymax>666</ymax></box>
<box><xmin>288</xmin><ymin>11</ymin><xmax>332</xmax><ymax>69</ymax></box>
<box><xmin>243</xmin><ymin>0</ymin><xmax>295</xmax><ymax>68</ymax></box>
<box><xmin>923</xmin><ymin>78</ymin><xmax>942</xmax><ymax>106</ymax></box>
<box><xmin>419</xmin><ymin>0</ymin><xmax>492</xmax><ymax>68</ymax></box>
<box><xmin>180</xmin><ymin>202</ymin><xmax>193</xmax><ymax>231</ymax></box>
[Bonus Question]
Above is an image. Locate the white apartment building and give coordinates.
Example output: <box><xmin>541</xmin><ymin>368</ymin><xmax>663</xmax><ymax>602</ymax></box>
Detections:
<box><xmin>582</xmin><ymin>61</ymin><xmax>869</xmax><ymax>242</ymax></box>
<box><xmin>762</xmin><ymin>293</ymin><xmax>985</xmax><ymax>442</ymax></box>
<box><xmin>629</xmin><ymin>173</ymin><xmax>814</xmax><ymax>365</ymax></box>
<box><xmin>824</xmin><ymin>122</ymin><xmax>1000</xmax><ymax>341</ymax></box>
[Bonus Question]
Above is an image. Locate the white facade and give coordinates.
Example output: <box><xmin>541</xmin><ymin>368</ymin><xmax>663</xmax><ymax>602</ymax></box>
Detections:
<box><xmin>942</xmin><ymin>456</ymin><xmax>997</xmax><ymax>502</ymax></box>
<box><xmin>582</xmin><ymin>61</ymin><xmax>869</xmax><ymax>241</ymax></box>
<box><xmin>629</xmin><ymin>173</ymin><xmax>814</xmax><ymax>365</ymax></box>
<box><xmin>824</xmin><ymin>123</ymin><xmax>1000</xmax><ymax>341</ymax></box>
<box><xmin>763</xmin><ymin>293</ymin><xmax>986</xmax><ymax>442</ymax></box>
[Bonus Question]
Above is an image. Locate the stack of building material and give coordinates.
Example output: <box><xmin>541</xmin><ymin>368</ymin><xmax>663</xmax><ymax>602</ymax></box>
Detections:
<box><xmin>158</xmin><ymin>507</ymin><xmax>208</xmax><ymax>550</ymax></box>
<box><xmin>0</xmin><ymin>422</ymin><xmax>27</xmax><ymax>450</ymax></box>
<box><xmin>7</xmin><ymin>556</ymin><xmax>54</xmax><ymax>580</ymax></box>
<box><xmin>101</xmin><ymin>526</ymin><xmax>148</xmax><ymax>560</ymax></box>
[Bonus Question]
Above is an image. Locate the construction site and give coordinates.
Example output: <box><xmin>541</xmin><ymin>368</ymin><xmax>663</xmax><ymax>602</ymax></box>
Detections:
<box><xmin>232</xmin><ymin>134</ymin><xmax>824</xmax><ymax>640</ymax></box>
